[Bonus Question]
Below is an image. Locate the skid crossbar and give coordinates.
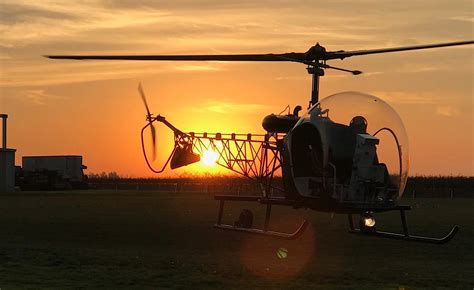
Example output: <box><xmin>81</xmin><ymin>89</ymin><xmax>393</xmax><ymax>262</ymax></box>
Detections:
<box><xmin>348</xmin><ymin>206</ymin><xmax>459</xmax><ymax>244</ymax></box>
<box><xmin>214</xmin><ymin>195</ymin><xmax>308</xmax><ymax>240</ymax></box>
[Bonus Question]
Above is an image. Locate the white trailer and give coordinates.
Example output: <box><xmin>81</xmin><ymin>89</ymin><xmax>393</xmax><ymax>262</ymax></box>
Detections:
<box><xmin>21</xmin><ymin>155</ymin><xmax>87</xmax><ymax>189</ymax></box>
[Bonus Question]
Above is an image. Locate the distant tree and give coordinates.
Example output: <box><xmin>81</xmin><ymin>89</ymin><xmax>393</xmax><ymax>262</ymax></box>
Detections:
<box><xmin>107</xmin><ymin>171</ymin><xmax>120</xmax><ymax>179</ymax></box>
<box><xmin>88</xmin><ymin>171</ymin><xmax>121</xmax><ymax>179</ymax></box>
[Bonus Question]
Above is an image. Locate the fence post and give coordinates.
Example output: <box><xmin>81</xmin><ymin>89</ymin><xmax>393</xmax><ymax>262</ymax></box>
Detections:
<box><xmin>450</xmin><ymin>189</ymin><xmax>453</xmax><ymax>199</ymax></box>
<box><xmin>412</xmin><ymin>189</ymin><xmax>415</xmax><ymax>199</ymax></box>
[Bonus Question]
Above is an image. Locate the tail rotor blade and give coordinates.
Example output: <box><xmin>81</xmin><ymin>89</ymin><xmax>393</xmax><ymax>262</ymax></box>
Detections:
<box><xmin>138</xmin><ymin>82</ymin><xmax>151</xmax><ymax>117</ymax></box>
<box><xmin>138</xmin><ymin>82</ymin><xmax>157</xmax><ymax>160</ymax></box>
<box><xmin>150</xmin><ymin>123</ymin><xmax>157</xmax><ymax>161</ymax></box>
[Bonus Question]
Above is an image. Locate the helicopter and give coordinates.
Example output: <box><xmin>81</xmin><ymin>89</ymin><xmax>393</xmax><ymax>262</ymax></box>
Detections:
<box><xmin>47</xmin><ymin>40</ymin><xmax>473</xmax><ymax>244</ymax></box>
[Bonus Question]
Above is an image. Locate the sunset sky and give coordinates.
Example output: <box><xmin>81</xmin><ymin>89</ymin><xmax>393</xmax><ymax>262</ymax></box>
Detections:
<box><xmin>1</xmin><ymin>0</ymin><xmax>473</xmax><ymax>177</ymax></box>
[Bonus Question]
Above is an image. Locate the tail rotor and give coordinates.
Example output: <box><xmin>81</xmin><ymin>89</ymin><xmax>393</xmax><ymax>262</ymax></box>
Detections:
<box><xmin>138</xmin><ymin>82</ymin><xmax>157</xmax><ymax>160</ymax></box>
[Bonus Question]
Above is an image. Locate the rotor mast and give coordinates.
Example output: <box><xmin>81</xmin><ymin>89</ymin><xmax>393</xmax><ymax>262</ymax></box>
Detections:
<box><xmin>304</xmin><ymin>43</ymin><xmax>326</xmax><ymax>108</ymax></box>
<box><xmin>307</xmin><ymin>63</ymin><xmax>324</xmax><ymax>108</ymax></box>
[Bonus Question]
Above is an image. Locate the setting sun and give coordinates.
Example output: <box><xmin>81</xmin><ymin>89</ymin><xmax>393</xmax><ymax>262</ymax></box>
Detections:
<box><xmin>201</xmin><ymin>149</ymin><xmax>219</xmax><ymax>166</ymax></box>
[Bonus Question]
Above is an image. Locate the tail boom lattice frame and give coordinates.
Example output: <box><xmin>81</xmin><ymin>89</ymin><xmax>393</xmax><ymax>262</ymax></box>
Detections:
<box><xmin>188</xmin><ymin>132</ymin><xmax>283</xmax><ymax>194</ymax></box>
<box><xmin>141</xmin><ymin>115</ymin><xmax>284</xmax><ymax>194</ymax></box>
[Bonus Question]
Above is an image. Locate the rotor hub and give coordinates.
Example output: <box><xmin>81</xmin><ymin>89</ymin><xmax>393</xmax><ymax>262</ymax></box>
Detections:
<box><xmin>304</xmin><ymin>43</ymin><xmax>327</xmax><ymax>61</ymax></box>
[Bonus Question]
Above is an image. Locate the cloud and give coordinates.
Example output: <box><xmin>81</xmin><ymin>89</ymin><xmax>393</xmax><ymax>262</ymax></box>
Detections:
<box><xmin>275</xmin><ymin>76</ymin><xmax>307</xmax><ymax>81</ymax></box>
<box><xmin>373</xmin><ymin>91</ymin><xmax>443</xmax><ymax>105</ymax></box>
<box><xmin>0</xmin><ymin>0</ymin><xmax>472</xmax><ymax>89</ymax></box>
<box><xmin>173</xmin><ymin>64</ymin><xmax>223</xmax><ymax>72</ymax></box>
<box><xmin>0</xmin><ymin>3</ymin><xmax>169</xmax><ymax>47</ymax></box>
<box><xmin>396</xmin><ymin>64</ymin><xmax>442</xmax><ymax>73</ymax></box>
<box><xmin>436</xmin><ymin>106</ymin><xmax>460</xmax><ymax>117</ymax></box>
<box><xmin>0</xmin><ymin>2</ymin><xmax>78</xmax><ymax>24</ymax></box>
<box><xmin>0</xmin><ymin>52</ymin><xmax>11</xmax><ymax>60</ymax></box>
<box><xmin>0</xmin><ymin>60</ymin><xmax>180</xmax><ymax>87</ymax></box>
<box><xmin>23</xmin><ymin>89</ymin><xmax>68</xmax><ymax>105</ymax></box>
<box><xmin>203</xmin><ymin>101</ymin><xmax>264</xmax><ymax>114</ymax></box>
<box><xmin>447</xmin><ymin>15</ymin><xmax>474</xmax><ymax>23</ymax></box>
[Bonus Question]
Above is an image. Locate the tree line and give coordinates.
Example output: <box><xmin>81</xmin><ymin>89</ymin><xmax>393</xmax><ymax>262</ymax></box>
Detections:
<box><xmin>88</xmin><ymin>174</ymin><xmax>473</xmax><ymax>198</ymax></box>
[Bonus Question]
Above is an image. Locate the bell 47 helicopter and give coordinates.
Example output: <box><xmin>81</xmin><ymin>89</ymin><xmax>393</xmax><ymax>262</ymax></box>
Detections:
<box><xmin>47</xmin><ymin>40</ymin><xmax>473</xmax><ymax>244</ymax></box>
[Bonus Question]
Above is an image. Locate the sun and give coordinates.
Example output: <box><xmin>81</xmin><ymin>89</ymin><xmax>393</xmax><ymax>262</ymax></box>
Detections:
<box><xmin>201</xmin><ymin>149</ymin><xmax>219</xmax><ymax>166</ymax></box>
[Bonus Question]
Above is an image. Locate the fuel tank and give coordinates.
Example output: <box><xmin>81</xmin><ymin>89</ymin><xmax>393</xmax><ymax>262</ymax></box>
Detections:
<box><xmin>262</xmin><ymin>114</ymin><xmax>299</xmax><ymax>133</ymax></box>
<box><xmin>262</xmin><ymin>105</ymin><xmax>302</xmax><ymax>133</ymax></box>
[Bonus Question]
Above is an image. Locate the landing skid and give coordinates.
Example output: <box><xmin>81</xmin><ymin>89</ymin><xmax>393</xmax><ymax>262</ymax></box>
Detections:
<box><xmin>347</xmin><ymin>206</ymin><xmax>459</xmax><ymax>244</ymax></box>
<box><xmin>214</xmin><ymin>195</ymin><xmax>308</xmax><ymax>240</ymax></box>
<box><xmin>213</xmin><ymin>195</ymin><xmax>458</xmax><ymax>244</ymax></box>
<box><xmin>214</xmin><ymin>221</ymin><xmax>308</xmax><ymax>240</ymax></box>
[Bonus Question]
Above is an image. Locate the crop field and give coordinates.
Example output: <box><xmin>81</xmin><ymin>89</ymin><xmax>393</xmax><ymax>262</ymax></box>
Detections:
<box><xmin>0</xmin><ymin>191</ymin><xmax>472</xmax><ymax>289</ymax></box>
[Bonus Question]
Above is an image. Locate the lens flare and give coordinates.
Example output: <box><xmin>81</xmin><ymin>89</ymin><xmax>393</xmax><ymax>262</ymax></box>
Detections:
<box><xmin>201</xmin><ymin>149</ymin><xmax>218</xmax><ymax>166</ymax></box>
<box><xmin>240</xmin><ymin>217</ymin><xmax>315</xmax><ymax>280</ymax></box>
<box><xmin>276</xmin><ymin>247</ymin><xmax>288</xmax><ymax>259</ymax></box>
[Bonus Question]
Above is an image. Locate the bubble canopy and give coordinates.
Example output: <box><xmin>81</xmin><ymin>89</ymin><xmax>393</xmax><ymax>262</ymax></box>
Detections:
<box><xmin>300</xmin><ymin>92</ymin><xmax>409</xmax><ymax>198</ymax></box>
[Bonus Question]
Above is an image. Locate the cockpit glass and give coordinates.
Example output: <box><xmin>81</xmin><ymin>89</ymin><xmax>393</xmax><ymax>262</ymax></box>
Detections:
<box><xmin>303</xmin><ymin>92</ymin><xmax>409</xmax><ymax>198</ymax></box>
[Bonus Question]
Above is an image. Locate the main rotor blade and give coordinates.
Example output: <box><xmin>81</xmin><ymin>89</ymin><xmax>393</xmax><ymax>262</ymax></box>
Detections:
<box><xmin>138</xmin><ymin>82</ymin><xmax>151</xmax><ymax>117</ymax></box>
<box><xmin>45</xmin><ymin>53</ymin><xmax>307</xmax><ymax>62</ymax></box>
<box><xmin>45</xmin><ymin>40</ymin><xmax>473</xmax><ymax>63</ymax></box>
<box><xmin>324</xmin><ymin>40</ymin><xmax>474</xmax><ymax>60</ymax></box>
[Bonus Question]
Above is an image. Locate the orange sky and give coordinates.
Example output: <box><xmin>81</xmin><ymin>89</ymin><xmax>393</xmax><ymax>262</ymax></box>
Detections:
<box><xmin>1</xmin><ymin>0</ymin><xmax>473</xmax><ymax>177</ymax></box>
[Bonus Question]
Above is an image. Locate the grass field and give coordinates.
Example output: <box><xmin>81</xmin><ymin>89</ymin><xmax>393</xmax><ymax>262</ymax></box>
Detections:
<box><xmin>0</xmin><ymin>191</ymin><xmax>472</xmax><ymax>289</ymax></box>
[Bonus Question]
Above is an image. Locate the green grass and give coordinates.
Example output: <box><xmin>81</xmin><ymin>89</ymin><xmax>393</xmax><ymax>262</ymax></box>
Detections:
<box><xmin>0</xmin><ymin>191</ymin><xmax>472</xmax><ymax>289</ymax></box>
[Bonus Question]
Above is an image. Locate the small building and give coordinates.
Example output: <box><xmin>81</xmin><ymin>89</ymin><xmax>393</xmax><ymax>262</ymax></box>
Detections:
<box><xmin>0</xmin><ymin>114</ymin><xmax>16</xmax><ymax>193</ymax></box>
